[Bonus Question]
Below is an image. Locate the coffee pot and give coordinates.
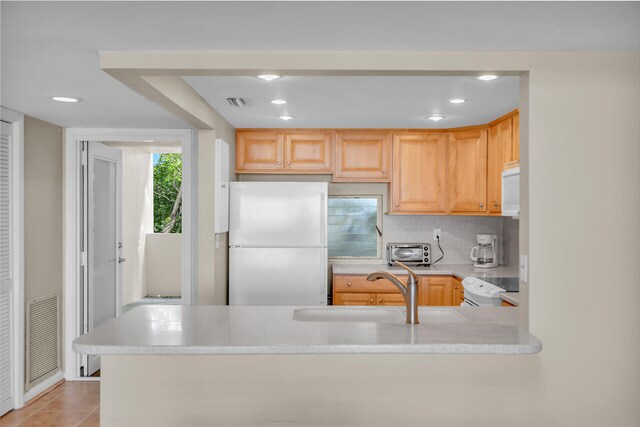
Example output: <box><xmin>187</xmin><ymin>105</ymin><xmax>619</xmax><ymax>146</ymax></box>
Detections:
<box><xmin>470</xmin><ymin>234</ymin><xmax>498</xmax><ymax>268</ymax></box>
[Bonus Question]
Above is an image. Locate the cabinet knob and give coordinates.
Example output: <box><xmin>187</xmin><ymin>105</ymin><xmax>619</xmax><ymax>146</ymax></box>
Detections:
<box><xmin>277</xmin><ymin>161</ymin><xmax>282</xmax><ymax>165</ymax></box>
<box><xmin>286</xmin><ymin>161</ymin><xmax>291</xmax><ymax>166</ymax></box>
<box><xmin>347</xmin><ymin>282</ymin><xmax>352</xmax><ymax>287</ymax></box>
<box><xmin>493</xmin><ymin>202</ymin><xmax>500</xmax><ymax>207</ymax></box>
<box><xmin>369</xmin><ymin>298</ymin><xmax>374</xmax><ymax>304</ymax></box>
<box><xmin>395</xmin><ymin>203</ymin><xmax>399</xmax><ymax>207</ymax></box>
<box><xmin>379</xmin><ymin>298</ymin><xmax>383</xmax><ymax>303</ymax></box>
<box><xmin>382</xmin><ymin>170</ymin><xmax>387</xmax><ymax>175</ymax></box>
<box><xmin>479</xmin><ymin>203</ymin><xmax>484</xmax><ymax>208</ymax></box>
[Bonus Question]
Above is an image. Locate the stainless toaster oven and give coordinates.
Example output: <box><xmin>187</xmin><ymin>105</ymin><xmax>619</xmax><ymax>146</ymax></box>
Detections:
<box><xmin>387</xmin><ymin>243</ymin><xmax>431</xmax><ymax>266</ymax></box>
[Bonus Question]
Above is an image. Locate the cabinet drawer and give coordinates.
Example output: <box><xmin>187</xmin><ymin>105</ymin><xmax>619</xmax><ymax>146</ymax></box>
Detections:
<box><xmin>334</xmin><ymin>292</ymin><xmax>376</xmax><ymax>306</ymax></box>
<box><xmin>334</xmin><ymin>275</ymin><xmax>407</xmax><ymax>293</ymax></box>
<box><xmin>376</xmin><ymin>293</ymin><xmax>405</xmax><ymax>306</ymax></box>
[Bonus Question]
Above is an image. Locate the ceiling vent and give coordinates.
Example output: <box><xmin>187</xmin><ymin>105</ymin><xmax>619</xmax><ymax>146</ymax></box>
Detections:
<box><xmin>226</xmin><ymin>97</ymin><xmax>253</xmax><ymax>108</ymax></box>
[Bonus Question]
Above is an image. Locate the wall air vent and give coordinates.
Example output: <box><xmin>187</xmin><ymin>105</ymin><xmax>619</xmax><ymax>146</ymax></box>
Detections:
<box><xmin>26</xmin><ymin>293</ymin><xmax>61</xmax><ymax>390</ymax></box>
<box><xmin>226</xmin><ymin>98</ymin><xmax>253</xmax><ymax>108</ymax></box>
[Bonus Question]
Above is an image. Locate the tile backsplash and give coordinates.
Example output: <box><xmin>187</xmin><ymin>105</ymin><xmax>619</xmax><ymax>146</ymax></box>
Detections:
<box><xmin>382</xmin><ymin>215</ymin><xmax>516</xmax><ymax>266</ymax></box>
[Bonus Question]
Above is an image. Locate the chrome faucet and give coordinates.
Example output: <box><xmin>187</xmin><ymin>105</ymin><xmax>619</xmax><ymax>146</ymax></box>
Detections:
<box><xmin>366</xmin><ymin>261</ymin><xmax>419</xmax><ymax>325</ymax></box>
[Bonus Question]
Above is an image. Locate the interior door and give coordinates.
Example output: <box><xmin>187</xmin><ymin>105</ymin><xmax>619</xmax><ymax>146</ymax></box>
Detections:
<box><xmin>0</xmin><ymin>121</ymin><xmax>15</xmax><ymax>416</ymax></box>
<box><xmin>82</xmin><ymin>141</ymin><xmax>122</xmax><ymax>376</ymax></box>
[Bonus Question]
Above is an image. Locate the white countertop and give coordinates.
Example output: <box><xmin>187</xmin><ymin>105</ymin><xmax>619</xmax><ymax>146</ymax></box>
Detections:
<box><xmin>500</xmin><ymin>292</ymin><xmax>520</xmax><ymax>306</ymax></box>
<box><xmin>332</xmin><ymin>263</ymin><xmax>518</xmax><ymax>280</ymax></box>
<box><xmin>73</xmin><ymin>305</ymin><xmax>541</xmax><ymax>356</ymax></box>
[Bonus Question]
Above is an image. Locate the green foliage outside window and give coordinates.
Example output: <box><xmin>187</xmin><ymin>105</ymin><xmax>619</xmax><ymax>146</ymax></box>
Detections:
<box><xmin>154</xmin><ymin>153</ymin><xmax>182</xmax><ymax>233</ymax></box>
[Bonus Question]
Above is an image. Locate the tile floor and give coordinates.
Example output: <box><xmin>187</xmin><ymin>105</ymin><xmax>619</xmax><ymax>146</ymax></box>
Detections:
<box><xmin>122</xmin><ymin>295</ymin><xmax>182</xmax><ymax>313</ymax></box>
<box><xmin>0</xmin><ymin>381</ymin><xmax>99</xmax><ymax>426</ymax></box>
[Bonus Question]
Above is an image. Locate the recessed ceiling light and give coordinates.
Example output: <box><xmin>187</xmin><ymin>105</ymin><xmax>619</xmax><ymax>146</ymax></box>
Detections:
<box><xmin>271</xmin><ymin>99</ymin><xmax>287</xmax><ymax>105</ymax></box>
<box><xmin>279</xmin><ymin>115</ymin><xmax>293</xmax><ymax>121</ymax></box>
<box><xmin>426</xmin><ymin>115</ymin><xmax>446</xmax><ymax>122</ymax></box>
<box><xmin>257</xmin><ymin>74</ymin><xmax>281</xmax><ymax>81</ymax></box>
<box><xmin>477</xmin><ymin>75</ymin><xmax>498</xmax><ymax>81</ymax></box>
<box><xmin>51</xmin><ymin>96</ymin><xmax>79</xmax><ymax>103</ymax></box>
<box><xmin>449</xmin><ymin>98</ymin><xmax>466</xmax><ymax>104</ymax></box>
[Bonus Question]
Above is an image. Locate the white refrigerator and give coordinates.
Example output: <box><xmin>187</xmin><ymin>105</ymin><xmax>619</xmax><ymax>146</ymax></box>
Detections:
<box><xmin>229</xmin><ymin>182</ymin><xmax>328</xmax><ymax>305</ymax></box>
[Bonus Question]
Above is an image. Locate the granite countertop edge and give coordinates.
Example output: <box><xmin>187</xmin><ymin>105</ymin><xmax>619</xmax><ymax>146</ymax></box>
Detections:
<box><xmin>73</xmin><ymin>340</ymin><xmax>542</xmax><ymax>356</ymax></box>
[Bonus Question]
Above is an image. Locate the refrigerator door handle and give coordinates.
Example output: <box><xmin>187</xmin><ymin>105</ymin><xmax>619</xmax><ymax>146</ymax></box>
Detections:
<box><xmin>320</xmin><ymin>254</ymin><xmax>328</xmax><ymax>301</ymax></box>
<box><xmin>320</xmin><ymin>192</ymin><xmax>326</xmax><ymax>247</ymax></box>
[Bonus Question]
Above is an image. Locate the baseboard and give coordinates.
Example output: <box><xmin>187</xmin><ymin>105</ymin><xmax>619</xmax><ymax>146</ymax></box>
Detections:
<box><xmin>23</xmin><ymin>371</ymin><xmax>65</xmax><ymax>403</ymax></box>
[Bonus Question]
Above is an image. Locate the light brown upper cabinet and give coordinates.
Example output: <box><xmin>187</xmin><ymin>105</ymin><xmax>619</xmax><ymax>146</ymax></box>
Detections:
<box><xmin>448</xmin><ymin>128</ymin><xmax>488</xmax><ymax>214</ymax></box>
<box><xmin>391</xmin><ymin>132</ymin><xmax>447</xmax><ymax>214</ymax></box>
<box><xmin>334</xmin><ymin>131</ymin><xmax>391</xmax><ymax>181</ymax></box>
<box><xmin>236</xmin><ymin>130</ymin><xmax>332</xmax><ymax>173</ymax></box>
<box><xmin>236</xmin><ymin>131</ymin><xmax>284</xmax><ymax>171</ymax></box>
<box><xmin>511</xmin><ymin>112</ymin><xmax>520</xmax><ymax>165</ymax></box>
<box><xmin>284</xmin><ymin>131</ymin><xmax>333</xmax><ymax>172</ymax></box>
<box><xmin>497</xmin><ymin>111</ymin><xmax>519</xmax><ymax>169</ymax></box>
<box><xmin>486</xmin><ymin>124</ymin><xmax>503</xmax><ymax>215</ymax></box>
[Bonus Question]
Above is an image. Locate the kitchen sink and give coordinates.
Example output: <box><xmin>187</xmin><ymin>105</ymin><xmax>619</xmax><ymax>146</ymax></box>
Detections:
<box><xmin>293</xmin><ymin>308</ymin><xmax>466</xmax><ymax>324</ymax></box>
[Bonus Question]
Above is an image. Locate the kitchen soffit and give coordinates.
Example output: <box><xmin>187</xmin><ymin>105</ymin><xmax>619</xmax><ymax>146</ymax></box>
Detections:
<box><xmin>183</xmin><ymin>75</ymin><xmax>520</xmax><ymax>129</ymax></box>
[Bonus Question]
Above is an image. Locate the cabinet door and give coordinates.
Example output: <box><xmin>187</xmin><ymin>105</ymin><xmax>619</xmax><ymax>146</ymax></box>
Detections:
<box><xmin>448</xmin><ymin>128</ymin><xmax>487</xmax><ymax>213</ymax></box>
<box><xmin>452</xmin><ymin>278</ymin><xmax>464</xmax><ymax>306</ymax></box>
<box><xmin>236</xmin><ymin>131</ymin><xmax>283</xmax><ymax>171</ymax></box>
<box><xmin>420</xmin><ymin>276</ymin><xmax>453</xmax><ymax>306</ymax></box>
<box><xmin>333</xmin><ymin>292</ymin><xmax>376</xmax><ymax>306</ymax></box>
<box><xmin>334</xmin><ymin>131</ymin><xmax>391</xmax><ymax>181</ymax></box>
<box><xmin>284</xmin><ymin>131</ymin><xmax>333</xmax><ymax>172</ymax></box>
<box><xmin>512</xmin><ymin>113</ymin><xmax>520</xmax><ymax>164</ymax></box>
<box><xmin>391</xmin><ymin>132</ymin><xmax>447</xmax><ymax>213</ymax></box>
<box><xmin>376</xmin><ymin>293</ymin><xmax>405</xmax><ymax>306</ymax></box>
<box><xmin>486</xmin><ymin>124</ymin><xmax>503</xmax><ymax>214</ymax></box>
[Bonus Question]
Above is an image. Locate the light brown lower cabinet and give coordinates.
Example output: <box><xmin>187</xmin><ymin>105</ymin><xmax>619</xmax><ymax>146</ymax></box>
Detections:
<box><xmin>333</xmin><ymin>274</ymin><xmax>458</xmax><ymax>307</ymax></box>
<box><xmin>452</xmin><ymin>277</ymin><xmax>464</xmax><ymax>305</ymax></box>
<box><xmin>420</xmin><ymin>276</ymin><xmax>454</xmax><ymax>306</ymax></box>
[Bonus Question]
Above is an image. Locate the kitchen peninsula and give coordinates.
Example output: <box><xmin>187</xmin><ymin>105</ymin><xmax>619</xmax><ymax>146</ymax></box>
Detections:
<box><xmin>74</xmin><ymin>303</ymin><xmax>540</xmax><ymax>425</ymax></box>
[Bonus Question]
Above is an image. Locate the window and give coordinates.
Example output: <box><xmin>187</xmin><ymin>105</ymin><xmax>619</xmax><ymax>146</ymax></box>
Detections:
<box><xmin>153</xmin><ymin>152</ymin><xmax>183</xmax><ymax>233</ymax></box>
<box><xmin>328</xmin><ymin>196</ymin><xmax>382</xmax><ymax>259</ymax></box>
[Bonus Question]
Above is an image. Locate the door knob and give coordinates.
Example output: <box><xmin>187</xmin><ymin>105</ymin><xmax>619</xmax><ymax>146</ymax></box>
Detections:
<box><xmin>118</xmin><ymin>257</ymin><xmax>127</xmax><ymax>263</ymax></box>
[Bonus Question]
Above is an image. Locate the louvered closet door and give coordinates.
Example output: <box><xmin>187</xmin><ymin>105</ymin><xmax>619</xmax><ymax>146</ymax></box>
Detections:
<box><xmin>0</xmin><ymin>121</ymin><xmax>14</xmax><ymax>416</ymax></box>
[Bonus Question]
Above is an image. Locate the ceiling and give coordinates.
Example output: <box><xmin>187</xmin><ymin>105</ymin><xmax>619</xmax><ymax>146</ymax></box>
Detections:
<box><xmin>1</xmin><ymin>2</ymin><xmax>638</xmax><ymax>128</ymax></box>
<box><xmin>185</xmin><ymin>75</ymin><xmax>519</xmax><ymax>128</ymax></box>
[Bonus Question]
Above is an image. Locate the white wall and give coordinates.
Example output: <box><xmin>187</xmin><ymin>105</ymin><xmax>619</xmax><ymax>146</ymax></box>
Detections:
<box><xmin>23</xmin><ymin>116</ymin><xmax>63</xmax><ymax>380</ymax></box>
<box><xmin>95</xmin><ymin>50</ymin><xmax>640</xmax><ymax>424</ymax></box>
<box><xmin>120</xmin><ymin>148</ymin><xmax>154</xmax><ymax>305</ymax></box>
<box><xmin>146</xmin><ymin>233</ymin><xmax>182</xmax><ymax>297</ymax></box>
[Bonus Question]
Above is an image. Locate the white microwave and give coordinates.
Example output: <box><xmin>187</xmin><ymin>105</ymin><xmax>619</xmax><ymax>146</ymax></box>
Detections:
<box><xmin>502</xmin><ymin>167</ymin><xmax>520</xmax><ymax>218</ymax></box>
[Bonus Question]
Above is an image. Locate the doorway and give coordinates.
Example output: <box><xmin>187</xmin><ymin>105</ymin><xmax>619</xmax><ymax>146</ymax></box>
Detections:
<box><xmin>64</xmin><ymin>128</ymin><xmax>193</xmax><ymax>380</ymax></box>
<box><xmin>107</xmin><ymin>143</ymin><xmax>184</xmax><ymax>314</ymax></box>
